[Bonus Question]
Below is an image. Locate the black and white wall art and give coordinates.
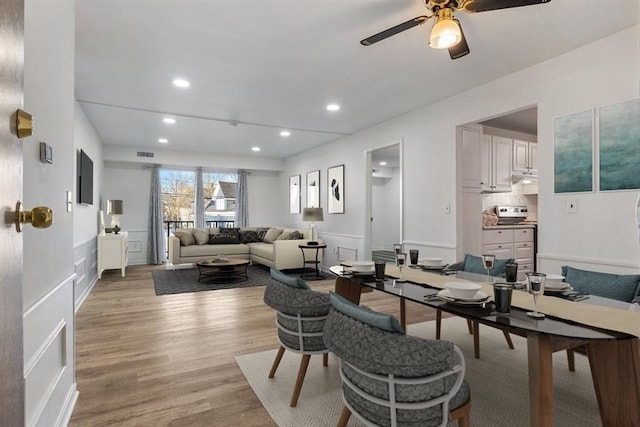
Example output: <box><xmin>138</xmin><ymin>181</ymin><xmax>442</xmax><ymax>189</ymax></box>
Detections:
<box><xmin>327</xmin><ymin>165</ymin><xmax>344</xmax><ymax>214</ymax></box>
<box><xmin>306</xmin><ymin>170</ymin><xmax>320</xmax><ymax>208</ymax></box>
<box><xmin>289</xmin><ymin>175</ymin><xmax>300</xmax><ymax>214</ymax></box>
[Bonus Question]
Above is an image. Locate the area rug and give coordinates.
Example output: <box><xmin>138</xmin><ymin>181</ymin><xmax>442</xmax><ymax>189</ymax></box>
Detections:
<box><xmin>236</xmin><ymin>317</ymin><xmax>600</xmax><ymax>427</ymax></box>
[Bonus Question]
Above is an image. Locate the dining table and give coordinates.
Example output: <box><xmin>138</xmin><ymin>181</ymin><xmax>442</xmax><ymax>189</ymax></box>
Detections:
<box><xmin>329</xmin><ymin>263</ymin><xmax>640</xmax><ymax>427</ymax></box>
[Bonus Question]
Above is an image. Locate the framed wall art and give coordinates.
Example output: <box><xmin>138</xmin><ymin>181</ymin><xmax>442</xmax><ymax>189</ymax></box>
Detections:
<box><xmin>554</xmin><ymin>109</ymin><xmax>594</xmax><ymax>193</ymax></box>
<box><xmin>599</xmin><ymin>98</ymin><xmax>640</xmax><ymax>191</ymax></box>
<box><xmin>327</xmin><ymin>165</ymin><xmax>344</xmax><ymax>214</ymax></box>
<box><xmin>289</xmin><ymin>175</ymin><xmax>300</xmax><ymax>214</ymax></box>
<box><xmin>306</xmin><ymin>170</ymin><xmax>320</xmax><ymax>208</ymax></box>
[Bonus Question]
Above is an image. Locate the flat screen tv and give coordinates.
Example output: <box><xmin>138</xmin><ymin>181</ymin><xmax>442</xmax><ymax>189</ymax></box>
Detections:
<box><xmin>78</xmin><ymin>149</ymin><xmax>93</xmax><ymax>205</ymax></box>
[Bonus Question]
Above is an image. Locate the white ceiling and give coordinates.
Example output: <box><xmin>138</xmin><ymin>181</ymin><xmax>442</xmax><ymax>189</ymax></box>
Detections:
<box><xmin>75</xmin><ymin>0</ymin><xmax>639</xmax><ymax>160</ymax></box>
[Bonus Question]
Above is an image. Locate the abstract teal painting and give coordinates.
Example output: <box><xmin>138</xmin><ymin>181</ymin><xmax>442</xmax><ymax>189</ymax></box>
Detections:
<box><xmin>599</xmin><ymin>98</ymin><xmax>640</xmax><ymax>191</ymax></box>
<box><xmin>554</xmin><ymin>110</ymin><xmax>593</xmax><ymax>193</ymax></box>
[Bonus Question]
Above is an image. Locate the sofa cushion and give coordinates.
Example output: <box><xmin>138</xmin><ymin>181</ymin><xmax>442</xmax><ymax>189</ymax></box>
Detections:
<box><xmin>239</xmin><ymin>230</ymin><xmax>260</xmax><ymax>244</ymax></box>
<box><xmin>209</xmin><ymin>233</ymin><xmax>241</xmax><ymax>244</ymax></box>
<box><xmin>263</xmin><ymin>227</ymin><xmax>283</xmax><ymax>243</ymax></box>
<box><xmin>561</xmin><ymin>265</ymin><xmax>640</xmax><ymax>302</ymax></box>
<box><xmin>463</xmin><ymin>254</ymin><xmax>513</xmax><ymax>277</ymax></box>
<box><xmin>256</xmin><ymin>227</ymin><xmax>270</xmax><ymax>241</ymax></box>
<box><xmin>278</xmin><ymin>230</ymin><xmax>304</xmax><ymax>240</ymax></box>
<box><xmin>174</xmin><ymin>230</ymin><xmax>195</xmax><ymax>246</ymax></box>
<box><xmin>192</xmin><ymin>228</ymin><xmax>210</xmax><ymax>245</ymax></box>
<box><xmin>330</xmin><ymin>292</ymin><xmax>405</xmax><ymax>334</ymax></box>
<box><xmin>181</xmin><ymin>243</ymin><xmax>249</xmax><ymax>257</ymax></box>
<box><xmin>247</xmin><ymin>242</ymin><xmax>274</xmax><ymax>260</ymax></box>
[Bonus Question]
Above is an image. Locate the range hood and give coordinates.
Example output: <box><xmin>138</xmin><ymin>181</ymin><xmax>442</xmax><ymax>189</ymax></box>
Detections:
<box><xmin>512</xmin><ymin>173</ymin><xmax>538</xmax><ymax>184</ymax></box>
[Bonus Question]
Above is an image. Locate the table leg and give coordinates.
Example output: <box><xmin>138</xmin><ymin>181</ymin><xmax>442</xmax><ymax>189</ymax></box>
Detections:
<box><xmin>334</xmin><ymin>277</ymin><xmax>363</xmax><ymax>305</ymax></box>
<box><xmin>527</xmin><ymin>333</ymin><xmax>553</xmax><ymax>427</ymax></box>
<box><xmin>587</xmin><ymin>338</ymin><xmax>640</xmax><ymax>426</ymax></box>
<box><xmin>399</xmin><ymin>299</ymin><xmax>406</xmax><ymax>331</ymax></box>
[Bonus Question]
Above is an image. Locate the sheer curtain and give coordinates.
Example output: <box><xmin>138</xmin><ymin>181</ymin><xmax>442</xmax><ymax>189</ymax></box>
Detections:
<box><xmin>148</xmin><ymin>165</ymin><xmax>166</xmax><ymax>264</ymax></box>
<box><xmin>235</xmin><ymin>169</ymin><xmax>248</xmax><ymax>227</ymax></box>
<box><xmin>195</xmin><ymin>167</ymin><xmax>205</xmax><ymax>228</ymax></box>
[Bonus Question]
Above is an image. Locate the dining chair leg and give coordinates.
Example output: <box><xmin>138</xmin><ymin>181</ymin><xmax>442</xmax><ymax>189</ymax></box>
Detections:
<box><xmin>466</xmin><ymin>319</ymin><xmax>473</xmax><ymax>335</ymax></box>
<box><xmin>503</xmin><ymin>331</ymin><xmax>515</xmax><ymax>349</ymax></box>
<box><xmin>566</xmin><ymin>349</ymin><xmax>576</xmax><ymax>372</ymax></box>
<box><xmin>337</xmin><ymin>405</ymin><xmax>352</xmax><ymax>427</ymax></box>
<box><xmin>323</xmin><ymin>352</ymin><xmax>329</xmax><ymax>367</ymax></box>
<box><xmin>450</xmin><ymin>398</ymin><xmax>471</xmax><ymax>427</ymax></box>
<box><xmin>472</xmin><ymin>321</ymin><xmax>480</xmax><ymax>359</ymax></box>
<box><xmin>290</xmin><ymin>354</ymin><xmax>311</xmax><ymax>407</ymax></box>
<box><xmin>436</xmin><ymin>309</ymin><xmax>442</xmax><ymax>340</ymax></box>
<box><xmin>268</xmin><ymin>346</ymin><xmax>286</xmax><ymax>378</ymax></box>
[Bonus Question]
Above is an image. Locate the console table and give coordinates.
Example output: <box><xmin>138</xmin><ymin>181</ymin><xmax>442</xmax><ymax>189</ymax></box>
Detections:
<box><xmin>98</xmin><ymin>232</ymin><xmax>128</xmax><ymax>279</ymax></box>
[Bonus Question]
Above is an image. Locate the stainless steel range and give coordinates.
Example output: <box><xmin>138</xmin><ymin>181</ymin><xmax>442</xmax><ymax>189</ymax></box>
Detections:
<box><xmin>494</xmin><ymin>205</ymin><xmax>529</xmax><ymax>225</ymax></box>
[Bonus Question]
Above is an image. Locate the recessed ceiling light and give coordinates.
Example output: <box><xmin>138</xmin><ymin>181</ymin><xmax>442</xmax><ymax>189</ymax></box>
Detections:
<box><xmin>379</xmin><ymin>161</ymin><xmax>387</xmax><ymax>166</ymax></box>
<box><xmin>326</xmin><ymin>103</ymin><xmax>340</xmax><ymax>112</ymax></box>
<box><xmin>280</xmin><ymin>130</ymin><xmax>291</xmax><ymax>137</ymax></box>
<box><xmin>158</xmin><ymin>138</ymin><xmax>168</xmax><ymax>144</ymax></box>
<box><xmin>251</xmin><ymin>146</ymin><xmax>260</xmax><ymax>152</ymax></box>
<box><xmin>172</xmin><ymin>78</ymin><xmax>190</xmax><ymax>88</ymax></box>
<box><xmin>163</xmin><ymin>118</ymin><xmax>176</xmax><ymax>124</ymax></box>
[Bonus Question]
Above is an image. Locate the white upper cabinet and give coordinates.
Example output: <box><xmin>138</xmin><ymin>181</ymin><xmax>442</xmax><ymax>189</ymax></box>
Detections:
<box><xmin>460</xmin><ymin>127</ymin><xmax>483</xmax><ymax>189</ymax></box>
<box><xmin>481</xmin><ymin>135</ymin><xmax>512</xmax><ymax>192</ymax></box>
<box><xmin>513</xmin><ymin>139</ymin><xmax>537</xmax><ymax>174</ymax></box>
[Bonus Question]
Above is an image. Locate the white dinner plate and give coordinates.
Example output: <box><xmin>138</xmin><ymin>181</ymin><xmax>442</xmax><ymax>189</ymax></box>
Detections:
<box><xmin>437</xmin><ymin>289</ymin><xmax>489</xmax><ymax>303</ymax></box>
<box><xmin>343</xmin><ymin>267</ymin><xmax>375</xmax><ymax>276</ymax></box>
<box><xmin>545</xmin><ymin>282</ymin><xmax>571</xmax><ymax>291</ymax></box>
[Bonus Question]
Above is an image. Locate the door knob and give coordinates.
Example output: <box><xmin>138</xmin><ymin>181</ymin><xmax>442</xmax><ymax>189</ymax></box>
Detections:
<box><xmin>14</xmin><ymin>201</ymin><xmax>53</xmax><ymax>232</ymax></box>
<box><xmin>15</xmin><ymin>109</ymin><xmax>34</xmax><ymax>138</ymax></box>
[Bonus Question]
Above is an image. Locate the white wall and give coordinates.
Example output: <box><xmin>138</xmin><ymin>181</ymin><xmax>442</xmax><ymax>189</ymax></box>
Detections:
<box><xmin>247</xmin><ymin>171</ymin><xmax>284</xmax><ymax>226</ymax></box>
<box><xmin>283</xmin><ymin>26</ymin><xmax>640</xmax><ymax>274</ymax></box>
<box><xmin>372</xmin><ymin>169</ymin><xmax>400</xmax><ymax>251</ymax></box>
<box><xmin>23</xmin><ymin>0</ymin><xmax>77</xmax><ymax>425</ymax></box>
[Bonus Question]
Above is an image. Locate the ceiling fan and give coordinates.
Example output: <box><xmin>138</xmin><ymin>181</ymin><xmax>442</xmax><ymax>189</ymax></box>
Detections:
<box><xmin>361</xmin><ymin>0</ymin><xmax>551</xmax><ymax>60</ymax></box>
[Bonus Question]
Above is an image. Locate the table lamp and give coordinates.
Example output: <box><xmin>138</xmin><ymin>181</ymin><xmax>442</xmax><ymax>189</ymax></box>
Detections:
<box><xmin>107</xmin><ymin>199</ymin><xmax>123</xmax><ymax>234</ymax></box>
<box><xmin>302</xmin><ymin>207</ymin><xmax>323</xmax><ymax>244</ymax></box>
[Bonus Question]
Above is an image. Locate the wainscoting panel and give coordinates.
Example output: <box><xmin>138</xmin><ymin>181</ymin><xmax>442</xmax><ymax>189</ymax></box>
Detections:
<box><xmin>73</xmin><ymin>237</ymin><xmax>98</xmax><ymax>311</ymax></box>
<box><xmin>317</xmin><ymin>232</ymin><xmax>363</xmax><ymax>268</ymax></box>
<box><xmin>401</xmin><ymin>240</ymin><xmax>458</xmax><ymax>264</ymax></box>
<box><xmin>125</xmin><ymin>229</ymin><xmax>148</xmax><ymax>265</ymax></box>
<box><xmin>538</xmin><ymin>252</ymin><xmax>640</xmax><ymax>276</ymax></box>
<box><xmin>23</xmin><ymin>274</ymin><xmax>77</xmax><ymax>427</ymax></box>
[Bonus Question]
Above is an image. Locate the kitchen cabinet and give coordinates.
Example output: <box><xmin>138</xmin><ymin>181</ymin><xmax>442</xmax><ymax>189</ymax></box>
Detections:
<box><xmin>460</xmin><ymin>126</ymin><xmax>483</xmax><ymax>189</ymax></box>
<box><xmin>481</xmin><ymin>135</ymin><xmax>512</xmax><ymax>192</ymax></box>
<box><xmin>98</xmin><ymin>231</ymin><xmax>128</xmax><ymax>279</ymax></box>
<box><xmin>513</xmin><ymin>140</ymin><xmax>538</xmax><ymax>174</ymax></box>
<box><xmin>482</xmin><ymin>226</ymin><xmax>535</xmax><ymax>281</ymax></box>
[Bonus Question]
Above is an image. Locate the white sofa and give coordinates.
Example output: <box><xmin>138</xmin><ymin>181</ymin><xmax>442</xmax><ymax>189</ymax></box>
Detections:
<box><xmin>168</xmin><ymin>226</ymin><xmax>323</xmax><ymax>271</ymax></box>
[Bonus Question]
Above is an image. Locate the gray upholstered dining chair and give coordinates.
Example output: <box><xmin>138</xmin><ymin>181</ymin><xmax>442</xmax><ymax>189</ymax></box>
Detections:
<box><xmin>263</xmin><ymin>268</ymin><xmax>331</xmax><ymax>407</ymax></box>
<box><xmin>437</xmin><ymin>254</ymin><xmax>515</xmax><ymax>358</ymax></box>
<box><xmin>324</xmin><ymin>292</ymin><xmax>471</xmax><ymax>427</ymax></box>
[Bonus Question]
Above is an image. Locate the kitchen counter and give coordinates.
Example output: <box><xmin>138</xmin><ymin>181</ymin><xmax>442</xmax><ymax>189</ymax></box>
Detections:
<box><xmin>483</xmin><ymin>223</ymin><xmax>536</xmax><ymax>230</ymax></box>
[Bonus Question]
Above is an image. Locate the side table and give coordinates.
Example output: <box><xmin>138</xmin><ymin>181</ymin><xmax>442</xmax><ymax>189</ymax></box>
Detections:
<box><xmin>298</xmin><ymin>243</ymin><xmax>327</xmax><ymax>280</ymax></box>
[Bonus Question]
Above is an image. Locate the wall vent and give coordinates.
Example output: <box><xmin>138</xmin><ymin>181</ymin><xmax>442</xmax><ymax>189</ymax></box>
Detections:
<box><xmin>136</xmin><ymin>151</ymin><xmax>155</xmax><ymax>158</ymax></box>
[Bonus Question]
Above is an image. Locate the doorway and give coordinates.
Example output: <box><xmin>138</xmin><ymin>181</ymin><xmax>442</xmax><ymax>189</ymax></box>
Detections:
<box><xmin>364</xmin><ymin>140</ymin><xmax>402</xmax><ymax>261</ymax></box>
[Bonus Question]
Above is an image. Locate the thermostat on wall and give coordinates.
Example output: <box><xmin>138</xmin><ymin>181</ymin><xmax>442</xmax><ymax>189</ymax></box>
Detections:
<box><xmin>40</xmin><ymin>142</ymin><xmax>53</xmax><ymax>163</ymax></box>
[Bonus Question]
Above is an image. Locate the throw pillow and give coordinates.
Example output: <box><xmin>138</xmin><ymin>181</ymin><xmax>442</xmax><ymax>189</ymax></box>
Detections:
<box><xmin>256</xmin><ymin>227</ymin><xmax>270</xmax><ymax>241</ymax></box>
<box><xmin>329</xmin><ymin>292</ymin><xmax>405</xmax><ymax>334</ymax></box>
<box><xmin>192</xmin><ymin>228</ymin><xmax>210</xmax><ymax>245</ymax></box>
<box><xmin>463</xmin><ymin>254</ymin><xmax>513</xmax><ymax>277</ymax></box>
<box><xmin>286</xmin><ymin>230</ymin><xmax>304</xmax><ymax>240</ymax></box>
<box><xmin>220</xmin><ymin>227</ymin><xmax>240</xmax><ymax>236</ymax></box>
<box><xmin>270</xmin><ymin>268</ymin><xmax>310</xmax><ymax>289</ymax></box>
<box><xmin>208</xmin><ymin>233</ymin><xmax>241</xmax><ymax>245</ymax></box>
<box><xmin>263</xmin><ymin>227</ymin><xmax>283</xmax><ymax>243</ymax></box>
<box><xmin>174</xmin><ymin>230</ymin><xmax>195</xmax><ymax>246</ymax></box>
<box><xmin>561</xmin><ymin>265</ymin><xmax>640</xmax><ymax>302</ymax></box>
<box><xmin>239</xmin><ymin>230</ymin><xmax>259</xmax><ymax>244</ymax></box>
<box><xmin>277</xmin><ymin>230</ymin><xmax>293</xmax><ymax>240</ymax></box>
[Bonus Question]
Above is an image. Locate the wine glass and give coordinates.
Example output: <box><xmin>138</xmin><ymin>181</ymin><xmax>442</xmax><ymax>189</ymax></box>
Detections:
<box><xmin>481</xmin><ymin>254</ymin><xmax>496</xmax><ymax>284</ymax></box>
<box><xmin>395</xmin><ymin>253</ymin><xmax>407</xmax><ymax>283</ymax></box>
<box><xmin>526</xmin><ymin>272</ymin><xmax>547</xmax><ymax>318</ymax></box>
<box><xmin>393</xmin><ymin>243</ymin><xmax>402</xmax><ymax>255</ymax></box>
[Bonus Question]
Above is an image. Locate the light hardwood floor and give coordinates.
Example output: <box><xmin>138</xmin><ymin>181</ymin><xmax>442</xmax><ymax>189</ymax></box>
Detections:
<box><xmin>70</xmin><ymin>264</ymin><xmax>442</xmax><ymax>426</ymax></box>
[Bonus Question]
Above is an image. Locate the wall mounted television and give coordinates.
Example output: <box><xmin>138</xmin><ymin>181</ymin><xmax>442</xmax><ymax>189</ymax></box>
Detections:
<box><xmin>78</xmin><ymin>149</ymin><xmax>93</xmax><ymax>205</ymax></box>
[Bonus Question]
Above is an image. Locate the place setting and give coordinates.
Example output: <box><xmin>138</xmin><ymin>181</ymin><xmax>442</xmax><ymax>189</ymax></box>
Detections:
<box><xmin>433</xmin><ymin>282</ymin><xmax>491</xmax><ymax>306</ymax></box>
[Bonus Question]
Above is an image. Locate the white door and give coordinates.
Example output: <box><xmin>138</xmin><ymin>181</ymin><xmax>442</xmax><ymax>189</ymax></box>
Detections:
<box><xmin>0</xmin><ymin>0</ymin><xmax>25</xmax><ymax>424</ymax></box>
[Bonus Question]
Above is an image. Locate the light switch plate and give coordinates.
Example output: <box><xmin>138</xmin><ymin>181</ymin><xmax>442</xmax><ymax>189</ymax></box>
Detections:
<box><xmin>567</xmin><ymin>198</ymin><xmax>577</xmax><ymax>214</ymax></box>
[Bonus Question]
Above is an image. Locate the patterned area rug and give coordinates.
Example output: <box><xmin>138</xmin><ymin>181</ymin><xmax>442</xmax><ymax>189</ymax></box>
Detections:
<box><xmin>236</xmin><ymin>317</ymin><xmax>599</xmax><ymax>427</ymax></box>
<box><xmin>152</xmin><ymin>264</ymin><xmax>331</xmax><ymax>295</ymax></box>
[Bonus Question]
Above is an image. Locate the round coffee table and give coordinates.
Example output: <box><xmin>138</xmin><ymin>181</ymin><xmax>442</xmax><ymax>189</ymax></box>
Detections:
<box><xmin>196</xmin><ymin>258</ymin><xmax>250</xmax><ymax>283</ymax></box>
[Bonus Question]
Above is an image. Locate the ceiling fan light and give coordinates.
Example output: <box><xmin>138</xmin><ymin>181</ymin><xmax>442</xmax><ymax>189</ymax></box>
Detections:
<box><xmin>429</xmin><ymin>9</ymin><xmax>461</xmax><ymax>49</ymax></box>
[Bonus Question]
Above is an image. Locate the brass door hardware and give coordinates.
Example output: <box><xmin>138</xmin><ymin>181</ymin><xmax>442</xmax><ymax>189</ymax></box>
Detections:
<box><xmin>15</xmin><ymin>201</ymin><xmax>53</xmax><ymax>232</ymax></box>
<box><xmin>16</xmin><ymin>109</ymin><xmax>33</xmax><ymax>138</ymax></box>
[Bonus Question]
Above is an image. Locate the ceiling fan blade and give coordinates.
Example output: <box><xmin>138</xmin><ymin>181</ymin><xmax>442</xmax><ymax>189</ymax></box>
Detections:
<box><xmin>360</xmin><ymin>16</ymin><xmax>430</xmax><ymax>46</ymax></box>
<box><xmin>448</xmin><ymin>20</ymin><xmax>470</xmax><ymax>59</ymax></box>
<box><xmin>460</xmin><ymin>0</ymin><xmax>550</xmax><ymax>13</ymax></box>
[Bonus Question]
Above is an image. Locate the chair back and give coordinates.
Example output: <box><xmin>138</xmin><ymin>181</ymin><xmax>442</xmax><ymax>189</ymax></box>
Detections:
<box><xmin>323</xmin><ymin>309</ymin><xmax>469</xmax><ymax>427</ymax></box>
<box><xmin>263</xmin><ymin>269</ymin><xmax>330</xmax><ymax>354</ymax></box>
